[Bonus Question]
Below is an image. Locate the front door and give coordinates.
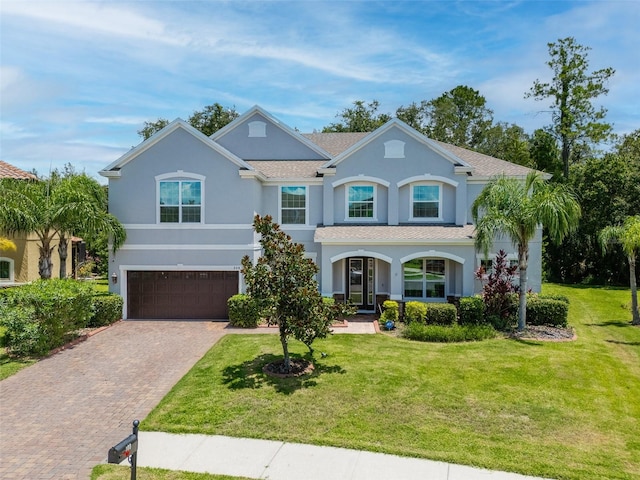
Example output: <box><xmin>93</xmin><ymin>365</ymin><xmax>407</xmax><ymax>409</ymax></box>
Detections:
<box><xmin>347</xmin><ymin>257</ymin><xmax>375</xmax><ymax>310</ymax></box>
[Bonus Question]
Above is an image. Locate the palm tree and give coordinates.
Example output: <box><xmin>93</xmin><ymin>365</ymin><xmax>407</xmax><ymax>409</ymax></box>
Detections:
<box><xmin>598</xmin><ymin>215</ymin><xmax>640</xmax><ymax>325</ymax></box>
<box><xmin>0</xmin><ymin>175</ymin><xmax>125</xmax><ymax>279</ymax></box>
<box><xmin>472</xmin><ymin>172</ymin><xmax>581</xmax><ymax>331</ymax></box>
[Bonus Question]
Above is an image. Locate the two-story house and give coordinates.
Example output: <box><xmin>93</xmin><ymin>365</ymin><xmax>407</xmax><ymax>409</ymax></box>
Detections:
<box><xmin>100</xmin><ymin>106</ymin><xmax>541</xmax><ymax>319</ymax></box>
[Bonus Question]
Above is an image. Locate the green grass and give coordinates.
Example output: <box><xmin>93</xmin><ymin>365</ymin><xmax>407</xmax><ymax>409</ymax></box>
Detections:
<box><xmin>144</xmin><ymin>284</ymin><xmax>640</xmax><ymax>480</ymax></box>
<box><xmin>92</xmin><ymin>464</ymin><xmax>251</xmax><ymax>480</ymax></box>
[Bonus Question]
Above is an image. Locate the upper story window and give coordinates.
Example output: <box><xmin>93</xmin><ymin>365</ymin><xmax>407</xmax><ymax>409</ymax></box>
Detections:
<box><xmin>281</xmin><ymin>186</ymin><xmax>307</xmax><ymax>225</ymax></box>
<box><xmin>159</xmin><ymin>180</ymin><xmax>202</xmax><ymax>223</ymax></box>
<box><xmin>348</xmin><ymin>185</ymin><xmax>375</xmax><ymax>220</ymax></box>
<box><xmin>411</xmin><ymin>184</ymin><xmax>441</xmax><ymax>220</ymax></box>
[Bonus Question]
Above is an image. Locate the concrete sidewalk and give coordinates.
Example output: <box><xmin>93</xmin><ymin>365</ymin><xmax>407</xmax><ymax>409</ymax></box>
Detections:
<box><xmin>133</xmin><ymin>432</ymin><xmax>551</xmax><ymax>480</ymax></box>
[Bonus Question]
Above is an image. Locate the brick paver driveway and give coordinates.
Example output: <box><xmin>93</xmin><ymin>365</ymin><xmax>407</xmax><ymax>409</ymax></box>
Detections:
<box><xmin>0</xmin><ymin>320</ymin><xmax>228</xmax><ymax>479</ymax></box>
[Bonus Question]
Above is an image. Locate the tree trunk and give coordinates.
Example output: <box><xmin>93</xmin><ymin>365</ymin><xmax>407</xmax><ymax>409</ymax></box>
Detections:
<box><xmin>280</xmin><ymin>332</ymin><xmax>291</xmax><ymax>373</ymax></box>
<box><xmin>38</xmin><ymin>242</ymin><xmax>54</xmax><ymax>279</ymax></box>
<box><xmin>58</xmin><ymin>234</ymin><xmax>68</xmax><ymax>279</ymax></box>
<box><xmin>630</xmin><ymin>253</ymin><xmax>639</xmax><ymax>325</ymax></box>
<box><xmin>518</xmin><ymin>243</ymin><xmax>529</xmax><ymax>331</ymax></box>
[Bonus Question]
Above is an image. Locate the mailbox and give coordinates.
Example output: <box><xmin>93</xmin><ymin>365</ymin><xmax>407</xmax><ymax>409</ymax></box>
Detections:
<box><xmin>108</xmin><ymin>433</ymin><xmax>138</xmax><ymax>464</ymax></box>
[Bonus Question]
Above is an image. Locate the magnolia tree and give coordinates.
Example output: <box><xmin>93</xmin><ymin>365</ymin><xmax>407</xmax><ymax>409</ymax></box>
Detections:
<box><xmin>241</xmin><ymin>215</ymin><xmax>354</xmax><ymax>373</ymax></box>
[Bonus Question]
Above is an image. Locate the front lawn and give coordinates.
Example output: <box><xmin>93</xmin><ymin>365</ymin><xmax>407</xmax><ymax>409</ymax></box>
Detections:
<box><xmin>143</xmin><ymin>284</ymin><xmax>640</xmax><ymax>480</ymax></box>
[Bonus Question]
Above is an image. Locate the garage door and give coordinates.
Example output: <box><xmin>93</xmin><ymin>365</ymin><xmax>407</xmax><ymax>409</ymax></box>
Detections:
<box><xmin>127</xmin><ymin>271</ymin><xmax>238</xmax><ymax>319</ymax></box>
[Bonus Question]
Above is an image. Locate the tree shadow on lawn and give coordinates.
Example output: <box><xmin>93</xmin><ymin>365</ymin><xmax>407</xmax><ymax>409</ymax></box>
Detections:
<box><xmin>221</xmin><ymin>353</ymin><xmax>346</xmax><ymax>395</ymax></box>
<box><xmin>585</xmin><ymin>320</ymin><xmax>635</xmax><ymax>327</ymax></box>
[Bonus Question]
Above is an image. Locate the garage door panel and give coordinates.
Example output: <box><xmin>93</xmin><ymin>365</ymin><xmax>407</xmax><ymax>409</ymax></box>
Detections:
<box><xmin>127</xmin><ymin>270</ymin><xmax>238</xmax><ymax>319</ymax></box>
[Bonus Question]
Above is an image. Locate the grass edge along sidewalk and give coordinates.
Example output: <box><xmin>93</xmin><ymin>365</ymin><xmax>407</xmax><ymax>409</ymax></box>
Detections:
<box><xmin>135</xmin><ymin>284</ymin><xmax>639</xmax><ymax>480</ymax></box>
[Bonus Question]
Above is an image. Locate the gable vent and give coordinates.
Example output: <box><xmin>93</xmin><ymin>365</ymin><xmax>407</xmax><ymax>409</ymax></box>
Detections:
<box><xmin>384</xmin><ymin>140</ymin><xmax>405</xmax><ymax>158</ymax></box>
<box><xmin>248</xmin><ymin>121</ymin><xmax>266</xmax><ymax>137</ymax></box>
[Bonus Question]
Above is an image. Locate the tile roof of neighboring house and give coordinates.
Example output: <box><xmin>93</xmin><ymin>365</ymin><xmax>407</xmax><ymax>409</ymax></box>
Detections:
<box><xmin>314</xmin><ymin>224</ymin><xmax>476</xmax><ymax>243</ymax></box>
<box><xmin>301</xmin><ymin>133</ymin><xmax>534</xmax><ymax>178</ymax></box>
<box><xmin>0</xmin><ymin>160</ymin><xmax>37</xmax><ymax>180</ymax></box>
<box><xmin>246</xmin><ymin>160</ymin><xmax>326</xmax><ymax>178</ymax></box>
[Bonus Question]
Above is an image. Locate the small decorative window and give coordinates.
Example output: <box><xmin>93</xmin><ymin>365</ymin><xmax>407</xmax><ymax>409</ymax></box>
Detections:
<box><xmin>281</xmin><ymin>186</ymin><xmax>307</xmax><ymax>225</ymax></box>
<box><xmin>248</xmin><ymin>121</ymin><xmax>266</xmax><ymax>137</ymax></box>
<box><xmin>384</xmin><ymin>140</ymin><xmax>405</xmax><ymax>158</ymax></box>
<box><xmin>348</xmin><ymin>185</ymin><xmax>375</xmax><ymax>219</ymax></box>
<box><xmin>159</xmin><ymin>180</ymin><xmax>202</xmax><ymax>223</ymax></box>
<box><xmin>411</xmin><ymin>184</ymin><xmax>441</xmax><ymax>220</ymax></box>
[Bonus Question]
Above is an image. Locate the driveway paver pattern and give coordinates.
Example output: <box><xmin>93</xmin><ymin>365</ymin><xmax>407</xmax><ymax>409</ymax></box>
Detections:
<box><xmin>0</xmin><ymin>320</ymin><xmax>228</xmax><ymax>479</ymax></box>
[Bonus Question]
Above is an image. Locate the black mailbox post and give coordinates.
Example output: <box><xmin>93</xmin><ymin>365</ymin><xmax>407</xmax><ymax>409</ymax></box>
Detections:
<box><xmin>108</xmin><ymin>420</ymin><xmax>139</xmax><ymax>480</ymax></box>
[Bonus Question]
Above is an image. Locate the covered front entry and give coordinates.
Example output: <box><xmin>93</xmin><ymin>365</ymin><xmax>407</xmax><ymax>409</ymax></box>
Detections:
<box><xmin>127</xmin><ymin>270</ymin><xmax>238</xmax><ymax>319</ymax></box>
<box><xmin>346</xmin><ymin>257</ymin><xmax>376</xmax><ymax>310</ymax></box>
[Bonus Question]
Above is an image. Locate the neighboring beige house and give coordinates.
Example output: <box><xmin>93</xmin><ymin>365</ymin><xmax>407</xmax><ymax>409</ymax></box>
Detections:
<box><xmin>0</xmin><ymin>160</ymin><xmax>73</xmax><ymax>284</ymax></box>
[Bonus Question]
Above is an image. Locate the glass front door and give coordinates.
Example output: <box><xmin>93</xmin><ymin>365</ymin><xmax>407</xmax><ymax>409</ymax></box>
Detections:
<box><xmin>348</xmin><ymin>257</ymin><xmax>375</xmax><ymax>310</ymax></box>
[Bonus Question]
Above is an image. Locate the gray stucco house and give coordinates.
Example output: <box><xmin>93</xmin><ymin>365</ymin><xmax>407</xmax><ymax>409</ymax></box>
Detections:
<box><xmin>100</xmin><ymin>105</ymin><xmax>541</xmax><ymax>319</ymax></box>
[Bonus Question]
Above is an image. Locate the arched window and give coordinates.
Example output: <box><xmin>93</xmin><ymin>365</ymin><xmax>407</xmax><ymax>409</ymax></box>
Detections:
<box><xmin>403</xmin><ymin>258</ymin><xmax>445</xmax><ymax>299</ymax></box>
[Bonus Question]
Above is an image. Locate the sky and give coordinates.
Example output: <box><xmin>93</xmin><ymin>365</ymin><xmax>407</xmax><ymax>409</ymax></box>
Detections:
<box><xmin>1</xmin><ymin>0</ymin><xmax>639</xmax><ymax>183</ymax></box>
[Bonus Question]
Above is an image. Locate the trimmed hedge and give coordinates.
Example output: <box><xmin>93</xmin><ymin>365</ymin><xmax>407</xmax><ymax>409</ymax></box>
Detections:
<box><xmin>404</xmin><ymin>301</ymin><xmax>427</xmax><ymax>324</ymax></box>
<box><xmin>458</xmin><ymin>296</ymin><xmax>486</xmax><ymax>326</ymax></box>
<box><xmin>526</xmin><ymin>297</ymin><xmax>569</xmax><ymax>327</ymax></box>
<box><xmin>425</xmin><ymin>303</ymin><xmax>457</xmax><ymax>325</ymax></box>
<box><xmin>0</xmin><ymin>280</ymin><xmax>94</xmax><ymax>356</ymax></box>
<box><xmin>402</xmin><ymin>322</ymin><xmax>497</xmax><ymax>342</ymax></box>
<box><xmin>227</xmin><ymin>294</ymin><xmax>260</xmax><ymax>328</ymax></box>
<box><xmin>89</xmin><ymin>294</ymin><xmax>123</xmax><ymax>327</ymax></box>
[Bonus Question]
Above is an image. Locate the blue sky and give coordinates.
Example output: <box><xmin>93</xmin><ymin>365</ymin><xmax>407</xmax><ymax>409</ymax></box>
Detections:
<box><xmin>1</xmin><ymin>0</ymin><xmax>638</xmax><ymax>182</ymax></box>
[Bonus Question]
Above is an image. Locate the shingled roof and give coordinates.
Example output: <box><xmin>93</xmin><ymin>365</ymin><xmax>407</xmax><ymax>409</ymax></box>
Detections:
<box><xmin>0</xmin><ymin>160</ymin><xmax>37</xmax><ymax>180</ymax></box>
<box><xmin>300</xmin><ymin>132</ymin><xmax>534</xmax><ymax>178</ymax></box>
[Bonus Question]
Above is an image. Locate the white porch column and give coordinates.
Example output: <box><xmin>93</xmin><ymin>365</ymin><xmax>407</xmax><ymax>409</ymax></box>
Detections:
<box><xmin>390</xmin><ymin>258</ymin><xmax>403</xmax><ymax>301</ymax></box>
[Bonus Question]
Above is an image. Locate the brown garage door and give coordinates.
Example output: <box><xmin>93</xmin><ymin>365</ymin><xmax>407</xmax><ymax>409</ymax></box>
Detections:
<box><xmin>127</xmin><ymin>271</ymin><xmax>238</xmax><ymax>319</ymax></box>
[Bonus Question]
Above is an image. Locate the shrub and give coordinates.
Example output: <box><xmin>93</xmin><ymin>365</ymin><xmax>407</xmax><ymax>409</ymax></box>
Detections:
<box><xmin>536</xmin><ymin>293</ymin><xmax>570</xmax><ymax>305</ymax></box>
<box><xmin>0</xmin><ymin>303</ymin><xmax>45</xmax><ymax>357</ymax></box>
<box><xmin>380</xmin><ymin>300</ymin><xmax>399</xmax><ymax>322</ymax></box>
<box><xmin>1</xmin><ymin>280</ymin><xmax>94</xmax><ymax>355</ymax></box>
<box><xmin>402</xmin><ymin>322</ymin><xmax>496</xmax><ymax>343</ymax></box>
<box><xmin>526</xmin><ymin>297</ymin><xmax>569</xmax><ymax>327</ymax></box>
<box><xmin>89</xmin><ymin>294</ymin><xmax>123</xmax><ymax>327</ymax></box>
<box><xmin>458</xmin><ymin>296</ymin><xmax>486</xmax><ymax>325</ymax></box>
<box><xmin>404</xmin><ymin>301</ymin><xmax>427</xmax><ymax>324</ymax></box>
<box><xmin>425</xmin><ymin>303</ymin><xmax>457</xmax><ymax>325</ymax></box>
<box><xmin>227</xmin><ymin>294</ymin><xmax>260</xmax><ymax>328</ymax></box>
<box><xmin>477</xmin><ymin>250</ymin><xmax>519</xmax><ymax>321</ymax></box>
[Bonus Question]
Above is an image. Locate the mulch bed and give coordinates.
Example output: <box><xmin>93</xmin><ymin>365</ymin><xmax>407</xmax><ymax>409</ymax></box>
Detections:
<box><xmin>509</xmin><ymin>325</ymin><xmax>576</xmax><ymax>341</ymax></box>
<box><xmin>263</xmin><ymin>358</ymin><xmax>314</xmax><ymax>378</ymax></box>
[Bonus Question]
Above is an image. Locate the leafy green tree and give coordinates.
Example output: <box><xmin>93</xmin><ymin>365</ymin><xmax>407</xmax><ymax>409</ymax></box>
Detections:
<box><xmin>395</xmin><ymin>101</ymin><xmax>429</xmax><ymax>133</ymax></box>
<box><xmin>138</xmin><ymin>103</ymin><xmax>238</xmax><ymax>139</ymax></box>
<box><xmin>599</xmin><ymin>216</ymin><xmax>640</xmax><ymax>325</ymax></box>
<box><xmin>472</xmin><ymin>172</ymin><xmax>581</xmax><ymax>331</ymax></box>
<box><xmin>423</xmin><ymin>85</ymin><xmax>493</xmax><ymax>149</ymax></box>
<box><xmin>529</xmin><ymin>129</ymin><xmax>563</xmax><ymax>179</ymax></box>
<box><xmin>323</xmin><ymin>100</ymin><xmax>391</xmax><ymax>133</ymax></box>
<box><xmin>0</xmin><ymin>175</ymin><xmax>125</xmax><ymax>279</ymax></box>
<box><xmin>526</xmin><ymin>37</ymin><xmax>615</xmax><ymax>179</ymax></box>
<box><xmin>241</xmin><ymin>215</ymin><xmax>352</xmax><ymax>373</ymax></box>
<box><xmin>476</xmin><ymin>122</ymin><xmax>532</xmax><ymax>167</ymax></box>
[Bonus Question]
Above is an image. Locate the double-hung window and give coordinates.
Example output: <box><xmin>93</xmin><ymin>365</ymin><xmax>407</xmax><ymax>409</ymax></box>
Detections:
<box><xmin>281</xmin><ymin>186</ymin><xmax>307</xmax><ymax>225</ymax></box>
<box><xmin>159</xmin><ymin>180</ymin><xmax>202</xmax><ymax>223</ymax></box>
<box><xmin>348</xmin><ymin>185</ymin><xmax>375</xmax><ymax>220</ymax></box>
<box><xmin>411</xmin><ymin>184</ymin><xmax>441</xmax><ymax>220</ymax></box>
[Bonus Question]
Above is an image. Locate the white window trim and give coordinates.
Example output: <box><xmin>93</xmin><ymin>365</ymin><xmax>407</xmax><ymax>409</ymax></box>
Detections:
<box><xmin>409</xmin><ymin>182</ymin><xmax>443</xmax><ymax>222</ymax></box>
<box><xmin>345</xmin><ymin>183</ymin><xmax>377</xmax><ymax>222</ymax></box>
<box><xmin>155</xmin><ymin>171</ymin><xmax>205</xmax><ymax>225</ymax></box>
<box><xmin>0</xmin><ymin>257</ymin><xmax>14</xmax><ymax>282</ymax></box>
<box><xmin>476</xmin><ymin>253</ymin><xmax>520</xmax><ymax>280</ymax></box>
<box><xmin>278</xmin><ymin>185</ymin><xmax>309</xmax><ymax>226</ymax></box>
